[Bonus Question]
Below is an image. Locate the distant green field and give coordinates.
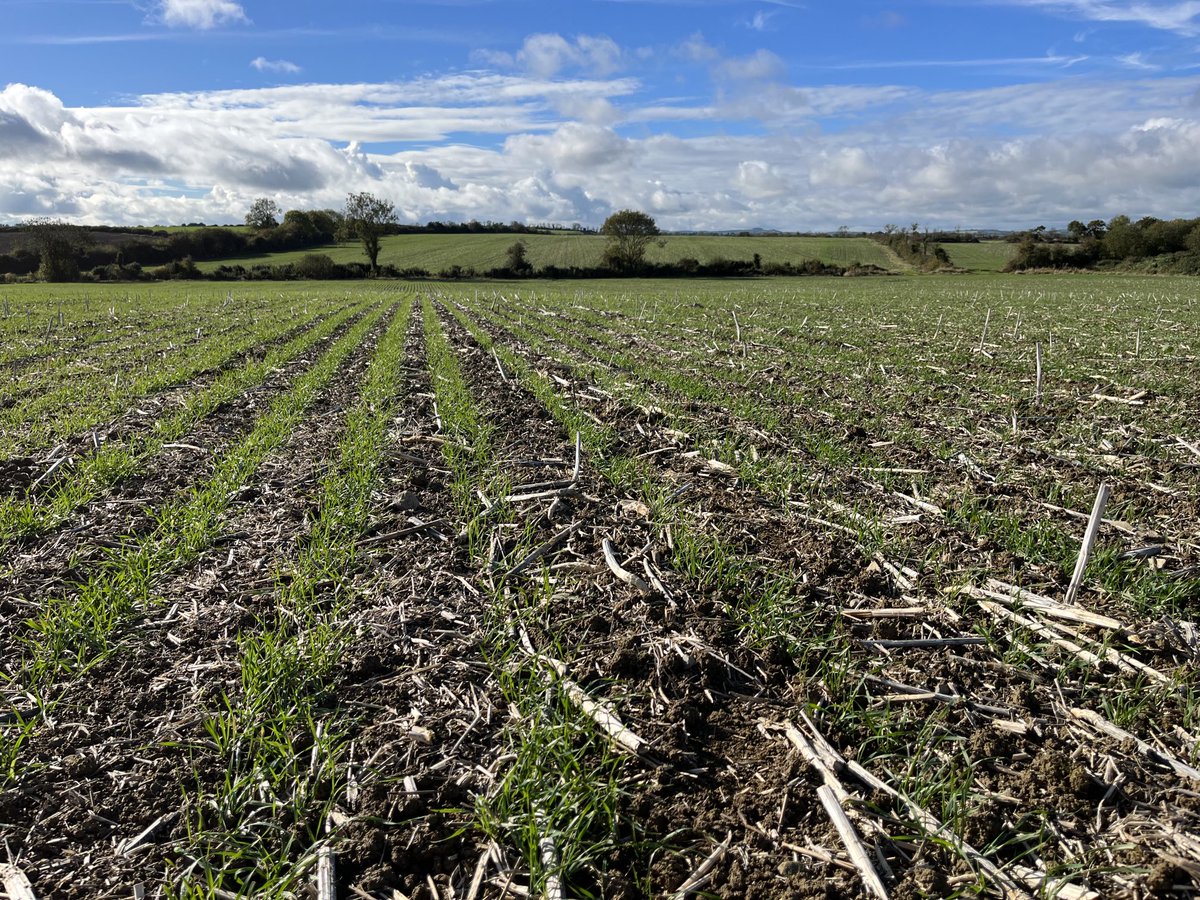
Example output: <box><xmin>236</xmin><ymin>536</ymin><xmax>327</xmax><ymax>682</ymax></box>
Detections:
<box><xmin>156</xmin><ymin>224</ymin><xmax>248</xmax><ymax>234</ymax></box>
<box><xmin>196</xmin><ymin>233</ymin><xmax>900</xmax><ymax>273</ymax></box>
<box><xmin>943</xmin><ymin>241</ymin><xmax>1018</xmax><ymax>271</ymax></box>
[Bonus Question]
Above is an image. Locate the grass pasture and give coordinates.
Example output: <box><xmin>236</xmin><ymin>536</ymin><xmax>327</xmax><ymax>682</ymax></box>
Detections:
<box><xmin>197</xmin><ymin>232</ymin><xmax>900</xmax><ymax>272</ymax></box>
<box><xmin>0</xmin><ymin>275</ymin><xmax>1198</xmax><ymax>899</ymax></box>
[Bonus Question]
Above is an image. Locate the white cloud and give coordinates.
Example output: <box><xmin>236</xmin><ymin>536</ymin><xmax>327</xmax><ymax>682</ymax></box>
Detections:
<box><xmin>552</xmin><ymin>94</ymin><xmax>621</xmax><ymax>125</ymax></box>
<box><xmin>403</xmin><ymin>160</ymin><xmax>456</xmax><ymax>190</ymax></box>
<box><xmin>251</xmin><ymin>57</ymin><xmax>302</xmax><ymax>74</ymax></box>
<box><xmin>1117</xmin><ymin>51</ymin><xmax>1160</xmax><ymax>68</ymax></box>
<box><xmin>808</xmin><ymin>148</ymin><xmax>880</xmax><ymax>188</ymax></box>
<box><xmin>159</xmin><ymin>0</ymin><xmax>249</xmax><ymax>29</ymax></box>
<box><xmin>477</xmin><ymin>33</ymin><xmax>625</xmax><ymax>78</ymax></box>
<box><xmin>716</xmin><ymin>48</ymin><xmax>787</xmax><ymax>81</ymax></box>
<box><xmin>734</xmin><ymin>160</ymin><xmax>789</xmax><ymax>197</ymax></box>
<box><xmin>505</xmin><ymin>123</ymin><xmax>634</xmax><ymax>172</ymax></box>
<box><xmin>744</xmin><ymin>10</ymin><xmax>776</xmax><ymax>31</ymax></box>
<box><xmin>676</xmin><ymin>32</ymin><xmax>720</xmax><ymax>63</ymax></box>
<box><xmin>1001</xmin><ymin>1</ymin><xmax>1200</xmax><ymax>34</ymax></box>
<box><xmin>5</xmin><ymin>70</ymin><xmax>1200</xmax><ymax>230</ymax></box>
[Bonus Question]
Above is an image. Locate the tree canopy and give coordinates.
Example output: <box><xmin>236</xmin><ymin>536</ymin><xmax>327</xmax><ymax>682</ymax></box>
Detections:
<box><xmin>245</xmin><ymin>197</ymin><xmax>281</xmax><ymax>229</ymax></box>
<box><xmin>600</xmin><ymin>209</ymin><xmax>660</xmax><ymax>271</ymax></box>
<box><xmin>25</xmin><ymin>218</ymin><xmax>89</xmax><ymax>282</ymax></box>
<box><xmin>344</xmin><ymin>192</ymin><xmax>398</xmax><ymax>274</ymax></box>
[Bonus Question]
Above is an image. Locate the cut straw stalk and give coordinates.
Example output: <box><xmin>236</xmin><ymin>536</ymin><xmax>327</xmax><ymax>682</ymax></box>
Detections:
<box><xmin>1064</xmin><ymin>483</ymin><xmax>1111</xmax><ymax>605</ymax></box>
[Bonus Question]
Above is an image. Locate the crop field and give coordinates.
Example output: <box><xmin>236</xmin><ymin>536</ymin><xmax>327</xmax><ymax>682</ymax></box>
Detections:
<box><xmin>0</xmin><ymin>275</ymin><xmax>1198</xmax><ymax>899</ymax></box>
<box><xmin>196</xmin><ymin>233</ymin><xmax>900</xmax><ymax>273</ymax></box>
<box><xmin>943</xmin><ymin>242</ymin><xmax>1019</xmax><ymax>272</ymax></box>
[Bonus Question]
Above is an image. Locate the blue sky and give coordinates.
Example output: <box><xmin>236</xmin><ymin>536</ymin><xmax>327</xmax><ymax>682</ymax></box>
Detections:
<box><xmin>3</xmin><ymin>0</ymin><xmax>1200</xmax><ymax>229</ymax></box>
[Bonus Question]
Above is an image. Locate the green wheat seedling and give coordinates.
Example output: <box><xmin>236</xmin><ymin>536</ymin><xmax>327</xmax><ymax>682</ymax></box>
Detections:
<box><xmin>15</xmin><ymin>305</ymin><xmax>387</xmax><ymax>702</ymax></box>
<box><xmin>1</xmin><ymin>290</ymin><xmax>328</xmax><ymax>456</ymax></box>
<box><xmin>0</xmin><ymin>299</ymin><xmax>371</xmax><ymax>542</ymax></box>
<box><xmin>419</xmin><ymin>298</ymin><xmax>654</xmax><ymax>892</ymax></box>
<box><xmin>173</xmin><ymin>300</ymin><xmax>414</xmax><ymax>897</ymax></box>
<box><xmin>475</xmin><ymin>581</ymin><xmax>630</xmax><ymax>898</ymax></box>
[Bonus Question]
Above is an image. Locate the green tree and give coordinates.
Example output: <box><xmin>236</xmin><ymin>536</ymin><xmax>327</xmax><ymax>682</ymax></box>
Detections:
<box><xmin>1186</xmin><ymin>223</ymin><xmax>1200</xmax><ymax>255</ymax></box>
<box><xmin>1103</xmin><ymin>215</ymin><xmax>1145</xmax><ymax>260</ymax></box>
<box><xmin>600</xmin><ymin>209</ymin><xmax>660</xmax><ymax>271</ymax></box>
<box><xmin>245</xmin><ymin>197</ymin><xmax>281</xmax><ymax>229</ymax></box>
<box><xmin>344</xmin><ymin>192</ymin><xmax>397</xmax><ymax>274</ymax></box>
<box><xmin>25</xmin><ymin>218</ymin><xmax>87</xmax><ymax>282</ymax></box>
<box><xmin>505</xmin><ymin>240</ymin><xmax>533</xmax><ymax>275</ymax></box>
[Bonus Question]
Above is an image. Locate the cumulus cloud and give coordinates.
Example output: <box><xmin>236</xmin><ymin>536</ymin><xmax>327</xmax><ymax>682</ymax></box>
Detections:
<box><xmin>403</xmin><ymin>160</ymin><xmax>456</xmax><ymax>190</ymax></box>
<box><xmin>808</xmin><ymin>148</ymin><xmax>880</xmax><ymax>188</ymax></box>
<box><xmin>476</xmin><ymin>33</ymin><xmax>624</xmax><ymax>78</ymax></box>
<box><xmin>734</xmin><ymin>160</ymin><xmax>789</xmax><ymax>198</ymax></box>
<box><xmin>159</xmin><ymin>0</ymin><xmax>249</xmax><ymax>30</ymax></box>
<box><xmin>5</xmin><ymin>70</ymin><xmax>1200</xmax><ymax>230</ymax></box>
<box><xmin>251</xmin><ymin>57</ymin><xmax>302</xmax><ymax>74</ymax></box>
<box><xmin>505</xmin><ymin>123</ymin><xmax>634</xmax><ymax>172</ymax></box>
<box><xmin>343</xmin><ymin>141</ymin><xmax>385</xmax><ymax>179</ymax></box>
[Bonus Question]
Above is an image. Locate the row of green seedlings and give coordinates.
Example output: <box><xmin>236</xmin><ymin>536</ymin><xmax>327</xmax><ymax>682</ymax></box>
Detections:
<box><xmin>0</xmin><ymin>288</ymin><xmax>286</xmax><ymax>389</ymax></box>
<box><xmin>0</xmin><ymin>293</ymin><xmax>318</xmax><ymax>452</ymax></box>
<box><xmin>439</xmin><ymin>295</ymin><xmax>843</xmax><ymax>894</ymax></box>
<box><xmin>557</xmin><ymin>290</ymin><xmax>1198</xmax><ymax>578</ymax></box>
<box><xmin>0</xmin><ymin>303</ymin><xmax>390</xmax><ymax>790</ymax></box>
<box><xmin>171</xmin><ymin>297</ymin><xmax>415</xmax><ymax>898</ymax></box>
<box><xmin>420</xmin><ymin>296</ymin><xmax>634</xmax><ymax>898</ymax></box>
<box><xmin>547</xmin><ymin>287</ymin><xmax>1199</xmax><ymax>501</ymax></box>
<box><xmin>609</xmin><ymin>296</ymin><xmax>1197</xmax><ymax>619</ymax></box>
<box><xmin>467</xmin><ymin>297</ymin><xmax>1075</xmax><ymax>894</ymax></box>
<box><xmin>506</xmin><ymin>293</ymin><xmax>1052</xmax><ymax>481</ymax></box>
<box><xmin>1</xmin><ymin>306</ymin><xmax>246</xmax><ymax>404</ymax></box>
<box><xmin>0</xmin><ymin>299</ymin><xmax>372</xmax><ymax>542</ymax></box>
<box><xmin>482</xmin><ymin>296</ymin><xmax>1194</xmax><ymax>623</ymax></box>
<box><xmin>517</xmin><ymin>287</ymin><xmax>1154</xmax><ymax>492</ymax></box>
<box><xmin>0</xmin><ymin>288</ymin><xmax>241</xmax><ymax>365</ymax></box>
<box><xmin>450</xmin><ymin>294</ymin><xmax>1183</xmax><ymax>895</ymax></box>
<box><xmin>483</xmin><ymin>294</ymin><xmax>1200</xmax><ymax>734</ymax></box>
<box><xmin>0</xmin><ymin>295</ymin><xmax>337</xmax><ymax>456</ymax></box>
<box><xmin>523</xmin><ymin>293</ymin><xmax>1200</xmax><ymax>883</ymax></box>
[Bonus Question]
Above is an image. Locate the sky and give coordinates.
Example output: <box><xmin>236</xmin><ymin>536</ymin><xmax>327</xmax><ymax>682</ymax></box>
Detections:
<box><xmin>2</xmin><ymin>0</ymin><xmax>1200</xmax><ymax>231</ymax></box>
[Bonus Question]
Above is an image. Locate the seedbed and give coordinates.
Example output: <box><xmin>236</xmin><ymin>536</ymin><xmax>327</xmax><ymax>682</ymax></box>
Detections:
<box><xmin>0</xmin><ymin>276</ymin><xmax>1197</xmax><ymax>900</ymax></box>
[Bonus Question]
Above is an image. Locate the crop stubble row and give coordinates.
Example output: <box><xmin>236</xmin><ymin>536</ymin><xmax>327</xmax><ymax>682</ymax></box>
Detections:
<box><xmin>0</xmin><ymin>281</ymin><xmax>1196</xmax><ymax>899</ymax></box>
<box><xmin>442</xmin><ymin>287</ymin><xmax>1199</xmax><ymax>898</ymax></box>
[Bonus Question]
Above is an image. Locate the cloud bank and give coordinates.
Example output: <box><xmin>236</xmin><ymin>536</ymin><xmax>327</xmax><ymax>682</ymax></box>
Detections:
<box><xmin>4</xmin><ymin>28</ymin><xmax>1200</xmax><ymax>229</ymax></box>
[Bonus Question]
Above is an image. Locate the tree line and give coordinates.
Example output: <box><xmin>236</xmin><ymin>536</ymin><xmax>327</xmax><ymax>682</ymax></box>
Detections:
<box><xmin>0</xmin><ymin>195</ymin><xmax>571</xmax><ymax>282</ymax></box>
<box><xmin>1008</xmin><ymin>215</ymin><xmax>1200</xmax><ymax>272</ymax></box>
<box><xmin>3</xmin><ymin>201</ymin><xmax>886</xmax><ymax>282</ymax></box>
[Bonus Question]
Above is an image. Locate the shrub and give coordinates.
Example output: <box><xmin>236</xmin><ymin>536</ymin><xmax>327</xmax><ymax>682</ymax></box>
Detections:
<box><xmin>295</xmin><ymin>253</ymin><xmax>336</xmax><ymax>279</ymax></box>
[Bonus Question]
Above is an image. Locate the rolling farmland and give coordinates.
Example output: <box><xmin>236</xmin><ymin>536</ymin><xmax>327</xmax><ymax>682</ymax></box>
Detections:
<box><xmin>0</xmin><ymin>276</ymin><xmax>1198</xmax><ymax>899</ymax></box>
<box><xmin>197</xmin><ymin>233</ymin><xmax>901</xmax><ymax>273</ymax></box>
